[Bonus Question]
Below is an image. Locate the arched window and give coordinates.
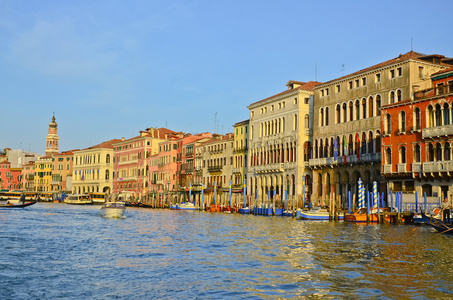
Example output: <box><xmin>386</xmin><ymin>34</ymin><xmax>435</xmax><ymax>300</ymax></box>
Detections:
<box><xmin>400</xmin><ymin>111</ymin><xmax>406</xmax><ymax>132</ymax></box>
<box><xmin>436</xmin><ymin>143</ymin><xmax>442</xmax><ymax>161</ymax></box>
<box><xmin>105</xmin><ymin>170</ymin><xmax>110</xmax><ymax>180</ymax></box>
<box><xmin>386</xmin><ymin>114</ymin><xmax>391</xmax><ymax>135</ymax></box>
<box><xmin>397</xmin><ymin>89</ymin><xmax>402</xmax><ymax>102</ymax></box>
<box><xmin>355</xmin><ymin>100</ymin><xmax>360</xmax><ymax>120</ymax></box>
<box><xmin>428</xmin><ymin>143</ymin><xmax>435</xmax><ymax>161</ymax></box>
<box><xmin>414</xmin><ymin>144</ymin><xmax>421</xmax><ymax>162</ymax></box>
<box><xmin>444</xmin><ymin>103</ymin><xmax>450</xmax><ymax>125</ymax></box>
<box><xmin>427</xmin><ymin>105</ymin><xmax>434</xmax><ymax>127</ymax></box>
<box><xmin>325</xmin><ymin>107</ymin><xmax>329</xmax><ymax>126</ymax></box>
<box><xmin>320</xmin><ymin>108</ymin><xmax>324</xmax><ymax>126</ymax></box>
<box><xmin>376</xmin><ymin>95</ymin><xmax>381</xmax><ymax>116</ymax></box>
<box><xmin>304</xmin><ymin>114</ymin><xmax>309</xmax><ymax>128</ymax></box>
<box><xmin>361</xmin><ymin>132</ymin><xmax>366</xmax><ymax>154</ymax></box>
<box><xmin>349</xmin><ymin>101</ymin><xmax>354</xmax><ymax>121</ymax></box>
<box><xmin>390</xmin><ymin>91</ymin><xmax>395</xmax><ymax>104</ymax></box>
<box><xmin>335</xmin><ymin>104</ymin><xmax>341</xmax><ymax>124</ymax></box>
<box><xmin>400</xmin><ymin>146</ymin><xmax>406</xmax><ymax>163</ymax></box>
<box><xmin>414</xmin><ymin>107</ymin><xmax>421</xmax><ymax>130</ymax></box>
<box><xmin>368</xmin><ymin>96</ymin><xmax>374</xmax><ymax>117</ymax></box>
<box><xmin>435</xmin><ymin>104</ymin><xmax>442</xmax><ymax>126</ymax></box>
<box><xmin>386</xmin><ymin>148</ymin><xmax>392</xmax><ymax>164</ymax></box>
<box><xmin>293</xmin><ymin>114</ymin><xmax>298</xmax><ymax>130</ymax></box>
<box><xmin>368</xmin><ymin>131</ymin><xmax>374</xmax><ymax>153</ymax></box>
<box><xmin>343</xmin><ymin>103</ymin><xmax>347</xmax><ymax>122</ymax></box>
<box><xmin>362</xmin><ymin>98</ymin><xmax>367</xmax><ymax>119</ymax></box>
<box><xmin>445</xmin><ymin>142</ymin><xmax>451</xmax><ymax>161</ymax></box>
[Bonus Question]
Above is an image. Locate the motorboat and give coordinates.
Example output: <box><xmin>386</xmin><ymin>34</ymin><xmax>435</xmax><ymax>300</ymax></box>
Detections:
<box><xmin>64</xmin><ymin>194</ymin><xmax>93</xmax><ymax>205</ymax></box>
<box><xmin>100</xmin><ymin>202</ymin><xmax>126</xmax><ymax>218</ymax></box>
<box><xmin>171</xmin><ymin>202</ymin><xmax>196</xmax><ymax>210</ymax></box>
<box><xmin>296</xmin><ymin>207</ymin><xmax>344</xmax><ymax>220</ymax></box>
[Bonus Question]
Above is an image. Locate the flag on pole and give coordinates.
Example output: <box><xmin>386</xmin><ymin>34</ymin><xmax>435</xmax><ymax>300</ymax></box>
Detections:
<box><xmin>343</xmin><ymin>135</ymin><xmax>347</xmax><ymax>164</ymax></box>
<box><xmin>356</xmin><ymin>133</ymin><xmax>361</xmax><ymax>162</ymax></box>
<box><xmin>334</xmin><ymin>134</ymin><xmax>338</xmax><ymax>161</ymax></box>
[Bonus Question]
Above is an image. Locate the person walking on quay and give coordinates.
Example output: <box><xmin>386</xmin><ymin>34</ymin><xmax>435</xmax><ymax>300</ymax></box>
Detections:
<box><xmin>442</xmin><ymin>198</ymin><xmax>451</xmax><ymax>224</ymax></box>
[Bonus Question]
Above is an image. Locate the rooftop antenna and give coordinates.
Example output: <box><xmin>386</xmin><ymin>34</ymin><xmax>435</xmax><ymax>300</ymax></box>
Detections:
<box><xmin>214</xmin><ymin>112</ymin><xmax>218</xmax><ymax>133</ymax></box>
<box><xmin>411</xmin><ymin>37</ymin><xmax>413</xmax><ymax>51</ymax></box>
<box><xmin>315</xmin><ymin>63</ymin><xmax>317</xmax><ymax>81</ymax></box>
<box><xmin>341</xmin><ymin>64</ymin><xmax>345</xmax><ymax>77</ymax></box>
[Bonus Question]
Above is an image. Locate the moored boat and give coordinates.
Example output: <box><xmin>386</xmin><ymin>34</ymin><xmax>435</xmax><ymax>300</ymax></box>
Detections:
<box><xmin>296</xmin><ymin>207</ymin><xmax>344</xmax><ymax>220</ymax></box>
<box><xmin>100</xmin><ymin>202</ymin><xmax>126</xmax><ymax>218</ymax></box>
<box><xmin>420</xmin><ymin>213</ymin><xmax>453</xmax><ymax>235</ymax></box>
<box><xmin>64</xmin><ymin>194</ymin><xmax>93</xmax><ymax>205</ymax></box>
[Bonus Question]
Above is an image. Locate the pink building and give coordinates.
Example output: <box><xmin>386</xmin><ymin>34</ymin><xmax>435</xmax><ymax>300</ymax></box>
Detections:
<box><xmin>0</xmin><ymin>161</ymin><xmax>11</xmax><ymax>190</ymax></box>
<box><xmin>21</xmin><ymin>161</ymin><xmax>35</xmax><ymax>191</ymax></box>
<box><xmin>112</xmin><ymin>127</ymin><xmax>179</xmax><ymax>199</ymax></box>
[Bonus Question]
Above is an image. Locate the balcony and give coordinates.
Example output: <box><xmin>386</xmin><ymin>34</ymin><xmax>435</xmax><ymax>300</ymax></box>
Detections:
<box><xmin>233</xmin><ymin>146</ymin><xmax>248</xmax><ymax>154</ymax></box>
<box><xmin>412</xmin><ymin>162</ymin><xmax>422</xmax><ymax>173</ymax></box>
<box><xmin>423</xmin><ymin>161</ymin><xmax>453</xmax><ymax>173</ymax></box>
<box><xmin>208</xmin><ymin>166</ymin><xmax>222</xmax><ymax>173</ymax></box>
<box><xmin>255</xmin><ymin>163</ymin><xmax>283</xmax><ymax>174</ymax></box>
<box><xmin>383</xmin><ymin>164</ymin><xmax>392</xmax><ymax>174</ymax></box>
<box><xmin>118</xmin><ymin>158</ymin><xmax>138</xmax><ymax>165</ymax></box>
<box><xmin>361</xmin><ymin>153</ymin><xmax>381</xmax><ymax>163</ymax></box>
<box><xmin>397</xmin><ymin>163</ymin><xmax>407</xmax><ymax>173</ymax></box>
<box><xmin>232</xmin><ymin>167</ymin><xmax>242</xmax><ymax>174</ymax></box>
<box><xmin>422</xmin><ymin>124</ymin><xmax>453</xmax><ymax>139</ymax></box>
<box><xmin>309</xmin><ymin>157</ymin><xmax>338</xmax><ymax>167</ymax></box>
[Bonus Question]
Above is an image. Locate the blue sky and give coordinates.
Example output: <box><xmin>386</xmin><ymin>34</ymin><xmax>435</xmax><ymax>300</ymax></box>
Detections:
<box><xmin>1</xmin><ymin>0</ymin><xmax>452</xmax><ymax>154</ymax></box>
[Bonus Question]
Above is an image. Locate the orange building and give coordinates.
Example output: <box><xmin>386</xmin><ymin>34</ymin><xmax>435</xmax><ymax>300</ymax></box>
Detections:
<box><xmin>381</xmin><ymin>67</ymin><xmax>453</xmax><ymax>200</ymax></box>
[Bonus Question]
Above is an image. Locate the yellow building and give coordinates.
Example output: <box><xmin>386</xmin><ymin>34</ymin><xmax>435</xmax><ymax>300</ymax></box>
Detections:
<box><xmin>72</xmin><ymin>139</ymin><xmax>122</xmax><ymax>195</ymax></box>
<box><xmin>34</xmin><ymin>156</ymin><xmax>53</xmax><ymax>192</ymax></box>
<box><xmin>247</xmin><ymin>81</ymin><xmax>320</xmax><ymax>198</ymax></box>
<box><xmin>232</xmin><ymin>120</ymin><xmax>249</xmax><ymax>190</ymax></box>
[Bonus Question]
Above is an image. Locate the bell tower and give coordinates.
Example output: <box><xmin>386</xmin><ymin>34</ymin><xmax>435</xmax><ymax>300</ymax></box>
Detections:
<box><xmin>45</xmin><ymin>113</ymin><xmax>59</xmax><ymax>156</ymax></box>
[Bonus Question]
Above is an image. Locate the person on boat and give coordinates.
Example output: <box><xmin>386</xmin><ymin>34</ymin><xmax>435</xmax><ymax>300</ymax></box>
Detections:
<box><xmin>307</xmin><ymin>199</ymin><xmax>312</xmax><ymax>211</ymax></box>
<box><xmin>442</xmin><ymin>198</ymin><xmax>451</xmax><ymax>224</ymax></box>
<box><xmin>20</xmin><ymin>193</ymin><xmax>26</xmax><ymax>203</ymax></box>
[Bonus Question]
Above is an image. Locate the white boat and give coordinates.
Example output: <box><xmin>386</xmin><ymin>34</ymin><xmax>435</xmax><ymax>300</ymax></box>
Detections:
<box><xmin>175</xmin><ymin>202</ymin><xmax>196</xmax><ymax>210</ymax></box>
<box><xmin>64</xmin><ymin>194</ymin><xmax>93</xmax><ymax>205</ymax></box>
<box><xmin>296</xmin><ymin>207</ymin><xmax>344</xmax><ymax>220</ymax></box>
<box><xmin>100</xmin><ymin>202</ymin><xmax>126</xmax><ymax>218</ymax></box>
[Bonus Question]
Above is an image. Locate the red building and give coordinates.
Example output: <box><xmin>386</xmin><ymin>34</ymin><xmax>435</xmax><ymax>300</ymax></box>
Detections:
<box><xmin>0</xmin><ymin>161</ymin><xmax>11</xmax><ymax>190</ymax></box>
<box><xmin>381</xmin><ymin>67</ymin><xmax>453</xmax><ymax>201</ymax></box>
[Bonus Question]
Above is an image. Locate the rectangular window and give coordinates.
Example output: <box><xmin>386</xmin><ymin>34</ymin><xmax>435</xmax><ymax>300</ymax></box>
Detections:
<box><xmin>336</xmin><ymin>84</ymin><xmax>341</xmax><ymax>93</ymax></box>
<box><xmin>375</xmin><ymin>73</ymin><xmax>381</xmax><ymax>83</ymax></box>
<box><xmin>294</xmin><ymin>98</ymin><xmax>297</xmax><ymax>104</ymax></box>
<box><xmin>304</xmin><ymin>97</ymin><xmax>309</xmax><ymax>104</ymax></box>
<box><xmin>321</xmin><ymin>90</ymin><xmax>325</xmax><ymax>97</ymax></box>
<box><xmin>362</xmin><ymin>77</ymin><xmax>366</xmax><ymax>86</ymax></box>
<box><xmin>348</xmin><ymin>81</ymin><xmax>353</xmax><ymax>89</ymax></box>
<box><xmin>326</xmin><ymin>88</ymin><xmax>329</xmax><ymax>96</ymax></box>
<box><xmin>390</xmin><ymin>69</ymin><xmax>395</xmax><ymax>79</ymax></box>
<box><xmin>397</xmin><ymin>67</ymin><xmax>402</xmax><ymax>77</ymax></box>
<box><xmin>355</xmin><ymin>79</ymin><xmax>359</xmax><ymax>88</ymax></box>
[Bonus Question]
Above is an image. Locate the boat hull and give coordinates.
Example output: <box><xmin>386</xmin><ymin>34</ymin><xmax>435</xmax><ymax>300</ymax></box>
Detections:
<box><xmin>297</xmin><ymin>209</ymin><xmax>344</xmax><ymax>220</ymax></box>
<box><xmin>0</xmin><ymin>200</ymin><xmax>37</xmax><ymax>208</ymax></box>
<box><xmin>100</xmin><ymin>202</ymin><xmax>126</xmax><ymax>218</ymax></box>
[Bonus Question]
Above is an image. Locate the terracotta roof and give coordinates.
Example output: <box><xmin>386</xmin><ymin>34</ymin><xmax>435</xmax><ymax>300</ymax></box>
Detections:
<box><xmin>248</xmin><ymin>81</ymin><xmax>322</xmax><ymax>107</ymax></box>
<box><xmin>431</xmin><ymin>66</ymin><xmax>453</xmax><ymax>76</ymax></box>
<box><xmin>234</xmin><ymin>119</ymin><xmax>250</xmax><ymax>126</ymax></box>
<box><xmin>317</xmin><ymin>51</ymin><xmax>450</xmax><ymax>87</ymax></box>
<box><xmin>83</xmin><ymin>139</ymin><xmax>123</xmax><ymax>150</ymax></box>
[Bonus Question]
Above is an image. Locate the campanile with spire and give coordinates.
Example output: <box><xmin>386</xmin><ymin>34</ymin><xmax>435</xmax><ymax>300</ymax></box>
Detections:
<box><xmin>45</xmin><ymin>114</ymin><xmax>59</xmax><ymax>156</ymax></box>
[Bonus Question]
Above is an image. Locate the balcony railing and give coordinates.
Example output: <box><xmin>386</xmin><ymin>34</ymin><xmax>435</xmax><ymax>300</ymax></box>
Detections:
<box><xmin>208</xmin><ymin>166</ymin><xmax>222</xmax><ymax>173</ymax></box>
<box><xmin>397</xmin><ymin>163</ymin><xmax>407</xmax><ymax>173</ymax></box>
<box><xmin>384</xmin><ymin>164</ymin><xmax>392</xmax><ymax>174</ymax></box>
<box><xmin>422</xmin><ymin>161</ymin><xmax>453</xmax><ymax>173</ymax></box>
<box><xmin>412</xmin><ymin>162</ymin><xmax>422</xmax><ymax>173</ymax></box>
<box><xmin>254</xmin><ymin>163</ymin><xmax>283</xmax><ymax>173</ymax></box>
<box><xmin>414</xmin><ymin>84</ymin><xmax>453</xmax><ymax>100</ymax></box>
<box><xmin>422</xmin><ymin>124</ymin><xmax>453</xmax><ymax>139</ymax></box>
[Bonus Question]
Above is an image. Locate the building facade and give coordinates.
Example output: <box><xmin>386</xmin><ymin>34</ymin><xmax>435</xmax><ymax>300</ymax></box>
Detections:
<box><xmin>381</xmin><ymin>67</ymin><xmax>453</xmax><ymax>201</ymax></box>
<box><xmin>112</xmin><ymin>127</ymin><xmax>176</xmax><ymax>199</ymax></box>
<box><xmin>247</xmin><ymin>81</ymin><xmax>319</xmax><ymax>199</ymax></box>
<box><xmin>34</xmin><ymin>156</ymin><xmax>53</xmax><ymax>192</ymax></box>
<box><xmin>73</xmin><ymin>139</ymin><xmax>120</xmax><ymax>195</ymax></box>
<box><xmin>232</xmin><ymin>120</ymin><xmax>249</xmax><ymax>191</ymax></box>
<box><xmin>310</xmin><ymin>51</ymin><xmax>449</xmax><ymax>207</ymax></box>
<box><xmin>21</xmin><ymin>161</ymin><xmax>35</xmax><ymax>191</ymax></box>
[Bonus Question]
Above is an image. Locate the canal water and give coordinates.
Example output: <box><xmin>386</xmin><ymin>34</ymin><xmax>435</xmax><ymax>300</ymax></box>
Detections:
<box><xmin>1</xmin><ymin>203</ymin><xmax>452</xmax><ymax>299</ymax></box>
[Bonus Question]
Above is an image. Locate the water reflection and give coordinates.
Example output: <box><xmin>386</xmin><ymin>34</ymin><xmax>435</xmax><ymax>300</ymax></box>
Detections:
<box><xmin>1</xmin><ymin>203</ymin><xmax>453</xmax><ymax>299</ymax></box>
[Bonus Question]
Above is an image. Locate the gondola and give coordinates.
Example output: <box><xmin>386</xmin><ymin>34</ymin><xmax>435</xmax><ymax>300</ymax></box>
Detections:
<box><xmin>0</xmin><ymin>200</ymin><xmax>37</xmax><ymax>208</ymax></box>
<box><xmin>420</xmin><ymin>213</ymin><xmax>453</xmax><ymax>235</ymax></box>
